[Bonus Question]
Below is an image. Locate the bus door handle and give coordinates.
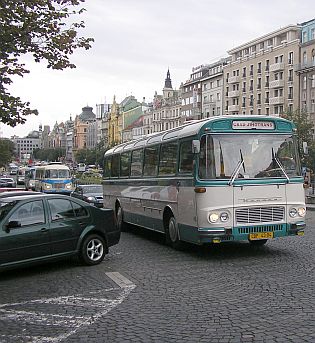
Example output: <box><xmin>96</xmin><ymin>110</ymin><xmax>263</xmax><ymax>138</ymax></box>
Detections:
<box><xmin>176</xmin><ymin>181</ymin><xmax>181</xmax><ymax>191</ymax></box>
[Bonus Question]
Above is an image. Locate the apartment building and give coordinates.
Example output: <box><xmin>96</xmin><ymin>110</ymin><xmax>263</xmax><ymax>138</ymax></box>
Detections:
<box><xmin>200</xmin><ymin>58</ymin><xmax>230</xmax><ymax>117</ymax></box>
<box><xmin>224</xmin><ymin>25</ymin><xmax>301</xmax><ymax>116</ymax></box>
<box><xmin>296</xmin><ymin>19</ymin><xmax>315</xmax><ymax>131</ymax></box>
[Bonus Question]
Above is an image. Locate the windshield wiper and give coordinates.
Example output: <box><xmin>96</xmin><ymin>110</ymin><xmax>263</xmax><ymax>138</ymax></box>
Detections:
<box><xmin>228</xmin><ymin>151</ymin><xmax>245</xmax><ymax>186</ymax></box>
<box><xmin>272</xmin><ymin>148</ymin><xmax>290</xmax><ymax>182</ymax></box>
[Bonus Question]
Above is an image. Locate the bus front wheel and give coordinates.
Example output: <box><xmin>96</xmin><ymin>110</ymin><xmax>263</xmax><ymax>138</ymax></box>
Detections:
<box><xmin>166</xmin><ymin>216</ymin><xmax>184</xmax><ymax>250</ymax></box>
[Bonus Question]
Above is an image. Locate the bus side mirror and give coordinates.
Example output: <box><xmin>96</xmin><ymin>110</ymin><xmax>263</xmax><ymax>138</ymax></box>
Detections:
<box><xmin>303</xmin><ymin>142</ymin><xmax>308</xmax><ymax>155</ymax></box>
<box><xmin>192</xmin><ymin>140</ymin><xmax>200</xmax><ymax>154</ymax></box>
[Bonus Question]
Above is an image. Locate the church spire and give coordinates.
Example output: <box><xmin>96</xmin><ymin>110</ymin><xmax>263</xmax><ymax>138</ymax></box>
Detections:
<box><xmin>164</xmin><ymin>68</ymin><xmax>173</xmax><ymax>89</ymax></box>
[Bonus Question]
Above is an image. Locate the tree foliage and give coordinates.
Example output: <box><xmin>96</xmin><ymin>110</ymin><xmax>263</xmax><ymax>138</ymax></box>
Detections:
<box><xmin>33</xmin><ymin>147</ymin><xmax>65</xmax><ymax>162</ymax></box>
<box><xmin>0</xmin><ymin>0</ymin><xmax>94</xmax><ymax>126</ymax></box>
<box><xmin>0</xmin><ymin>138</ymin><xmax>15</xmax><ymax>167</ymax></box>
<box><xmin>282</xmin><ymin>109</ymin><xmax>314</xmax><ymax>168</ymax></box>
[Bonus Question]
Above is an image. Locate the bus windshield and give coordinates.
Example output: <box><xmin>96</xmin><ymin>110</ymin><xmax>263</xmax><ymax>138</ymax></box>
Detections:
<box><xmin>199</xmin><ymin>134</ymin><xmax>301</xmax><ymax>180</ymax></box>
<box><xmin>44</xmin><ymin>169</ymin><xmax>70</xmax><ymax>178</ymax></box>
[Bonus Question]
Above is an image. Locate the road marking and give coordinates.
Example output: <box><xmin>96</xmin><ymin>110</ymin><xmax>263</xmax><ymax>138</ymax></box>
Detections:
<box><xmin>0</xmin><ymin>272</ymin><xmax>136</xmax><ymax>343</ymax></box>
<box><xmin>106</xmin><ymin>271</ymin><xmax>134</xmax><ymax>288</ymax></box>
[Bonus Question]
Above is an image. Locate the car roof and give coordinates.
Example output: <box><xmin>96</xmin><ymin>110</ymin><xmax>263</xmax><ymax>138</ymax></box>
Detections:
<box><xmin>0</xmin><ymin>191</ymin><xmax>41</xmax><ymax>198</ymax></box>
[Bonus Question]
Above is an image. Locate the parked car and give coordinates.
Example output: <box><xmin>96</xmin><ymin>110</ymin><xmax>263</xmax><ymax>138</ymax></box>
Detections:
<box><xmin>0</xmin><ymin>177</ymin><xmax>16</xmax><ymax>188</ymax></box>
<box><xmin>70</xmin><ymin>184</ymin><xmax>103</xmax><ymax>207</ymax></box>
<box><xmin>0</xmin><ymin>194</ymin><xmax>120</xmax><ymax>270</ymax></box>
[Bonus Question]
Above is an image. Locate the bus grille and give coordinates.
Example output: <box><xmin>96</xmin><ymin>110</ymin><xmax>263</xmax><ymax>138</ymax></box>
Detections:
<box><xmin>238</xmin><ymin>224</ymin><xmax>283</xmax><ymax>234</ymax></box>
<box><xmin>235</xmin><ymin>206</ymin><xmax>285</xmax><ymax>224</ymax></box>
<box><xmin>53</xmin><ymin>183</ymin><xmax>64</xmax><ymax>189</ymax></box>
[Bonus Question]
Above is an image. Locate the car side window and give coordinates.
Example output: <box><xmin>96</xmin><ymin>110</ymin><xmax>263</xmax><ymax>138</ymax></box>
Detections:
<box><xmin>48</xmin><ymin>199</ymin><xmax>75</xmax><ymax>221</ymax></box>
<box><xmin>71</xmin><ymin>200</ymin><xmax>88</xmax><ymax>218</ymax></box>
<box><xmin>7</xmin><ymin>200</ymin><xmax>45</xmax><ymax>227</ymax></box>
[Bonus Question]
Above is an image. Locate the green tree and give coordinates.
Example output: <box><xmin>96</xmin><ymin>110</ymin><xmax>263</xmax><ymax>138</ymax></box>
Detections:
<box><xmin>0</xmin><ymin>138</ymin><xmax>15</xmax><ymax>167</ymax></box>
<box><xmin>0</xmin><ymin>0</ymin><xmax>94</xmax><ymax>126</ymax></box>
<box><xmin>282</xmin><ymin>109</ymin><xmax>314</xmax><ymax>168</ymax></box>
<box><xmin>33</xmin><ymin>147</ymin><xmax>65</xmax><ymax>162</ymax></box>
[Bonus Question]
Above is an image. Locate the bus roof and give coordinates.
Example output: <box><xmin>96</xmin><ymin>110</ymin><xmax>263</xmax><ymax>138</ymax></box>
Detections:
<box><xmin>104</xmin><ymin>115</ymin><xmax>294</xmax><ymax>156</ymax></box>
<box><xmin>36</xmin><ymin>164</ymin><xmax>70</xmax><ymax>170</ymax></box>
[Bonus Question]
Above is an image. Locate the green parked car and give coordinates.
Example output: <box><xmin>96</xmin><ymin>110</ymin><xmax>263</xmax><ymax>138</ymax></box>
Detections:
<box><xmin>0</xmin><ymin>194</ymin><xmax>120</xmax><ymax>271</ymax></box>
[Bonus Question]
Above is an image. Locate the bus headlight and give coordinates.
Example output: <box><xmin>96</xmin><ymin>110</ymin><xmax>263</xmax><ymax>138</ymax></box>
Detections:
<box><xmin>289</xmin><ymin>208</ymin><xmax>298</xmax><ymax>218</ymax></box>
<box><xmin>45</xmin><ymin>184</ymin><xmax>52</xmax><ymax>189</ymax></box>
<box><xmin>298</xmin><ymin>207</ymin><xmax>306</xmax><ymax>217</ymax></box>
<box><xmin>220</xmin><ymin>212</ymin><xmax>229</xmax><ymax>222</ymax></box>
<box><xmin>209</xmin><ymin>213</ymin><xmax>219</xmax><ymax>223</ymax></box>
<box><xmin>66</xmin><ymin>183</ymin><xmax>72</xmax><ymax>189</ymax></box>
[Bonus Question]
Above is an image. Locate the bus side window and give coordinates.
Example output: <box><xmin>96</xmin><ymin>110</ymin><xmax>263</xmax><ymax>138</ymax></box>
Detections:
<box><xmin>111</xmin><ymin>155</ymin><xmax>120</xmax><ymax>177</ymax></box>
<box><xmin>159</xmin><ymin>142</ymin><xmax>177</xmax><ymax>175</ymax></box>
<box><xmin>179</xmin><ymin>140</ymin><xmax>194</xmax><ymax>174</ymax></box>
<box><xmin>143</xmin><ymin>146</ymin><xmax>159</xmax><ymax>177</ymax></box>
<box><xmin>130</xmin><ymin>149</ymin><xmax>143</xmax><ymax>177</ymax></box>
<box><xmin>104</xmin><ymin>157</ymin><xmax>111</xmax><ymax>178</ymax></box>
<box><xmin>120</xmin><ymin>152</ymin><xmax>131</xmax><ymax>177</ymax></box>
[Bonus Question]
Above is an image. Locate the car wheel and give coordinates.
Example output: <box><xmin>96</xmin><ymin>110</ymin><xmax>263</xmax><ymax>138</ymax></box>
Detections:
<box><xmin>80</xmin><ymin>234</ymin><xmax>106</xmax><ymax>266</ymax></box>
<box><xmin>165</xmin><ymin>215</ymin><xmax>184</xmax><ymax>250</ymax></box>
<box><xmin>248</xmin><ymin>239</ymin><xmax>268</xmax><ymax>246</ymax></box>
<box><xmin>116</xmin><ymin>205</ymin><xmax>128</xmax><ymax>232</ymax></box>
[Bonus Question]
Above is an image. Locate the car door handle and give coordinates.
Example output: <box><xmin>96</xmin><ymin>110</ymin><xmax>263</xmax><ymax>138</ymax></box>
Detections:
<box><xmin>41</xmin><ymin>228</ymin><xmax>48</xmax><ymax>233</ymax></box>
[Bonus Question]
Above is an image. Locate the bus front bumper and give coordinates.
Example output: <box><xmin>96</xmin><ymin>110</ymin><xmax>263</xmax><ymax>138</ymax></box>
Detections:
<box><xmin>197</xmin><ymin>222</ymin><xmax>306</xmax><ymax>244</ymax></box>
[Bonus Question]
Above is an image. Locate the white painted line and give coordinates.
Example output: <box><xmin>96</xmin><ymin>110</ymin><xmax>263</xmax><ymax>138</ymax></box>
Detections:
<box><xmin>105</xmin><ymin>272</ymin><xmax>134</xmax><ymax>288</ymax></box>
<box><xmin>0</xmin><ymin>273</ymin><xmax>136</xmax><ymax>343</ymax></box>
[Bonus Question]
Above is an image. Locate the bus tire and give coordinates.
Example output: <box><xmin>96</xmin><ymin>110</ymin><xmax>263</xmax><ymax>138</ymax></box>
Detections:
<box><xmin>79</xmin><ymin>234</ymin><xmax>106</xmax><ymax>266</ymax></box>
<box><xmin>116</xmin><ymin>205</ymin><xmax>128</xmax><ymax>232</ymax></box>
<box><xmin>248</xmin><ymin>239</ymin><xmax>268</xmax><ymax>246</ymax></box>
<box><xmin>166</xmin><ymin>216</ymin><xmax>184</xmax><ymax>250</ymax></box>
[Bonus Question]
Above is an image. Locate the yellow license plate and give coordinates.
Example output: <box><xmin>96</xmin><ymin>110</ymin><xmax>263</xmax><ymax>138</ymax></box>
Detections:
<box><xmin>249</xmin><ymin>232</ymin><xmax>274</xmax><ymax>240</ymax></box>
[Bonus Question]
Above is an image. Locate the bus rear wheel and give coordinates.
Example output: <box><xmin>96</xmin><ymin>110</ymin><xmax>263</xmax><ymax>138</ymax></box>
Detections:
<box><xmin>116</xmin><ymin>205</ymin><xmax>128</xmax><ymax>232</ymax></box>
<box><xmin>166</xmin><ymin>216</ymin><xmax>184</xmax><ymax>250</ymax></box>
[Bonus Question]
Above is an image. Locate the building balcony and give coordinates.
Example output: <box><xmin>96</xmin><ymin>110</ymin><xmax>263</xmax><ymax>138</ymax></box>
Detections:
<box><xmin>269</xmin><ymin>96</ymin><xmax>284</xmax><ymax>105</ymax></box>
<box><xmin>294</xmin><ymin>62</ymin><xmax>315</xmax><ymax>73</ymax></box>
<box><xmin>269</xmin><ymin>80</ymin><xmax>284</xmax><ymax>88</ymax></box>
<box><xmin>228</xmin><ymin>90</ymin><xmax>240</xmax><ymax>97</ymax></box>
<box><xmin>228</xmin><ymin>104</ymin><xmax>240</xmax><ymax>112</ymax></box>
<box><xmin>269</xmin><ymin>62</ymin><xmax>285</xmax><ymax>72</ymax></box>
<box><xmin>227</xmin><ymin>75</ymin><xmax>240</xmax><ymax>84</ymax></box>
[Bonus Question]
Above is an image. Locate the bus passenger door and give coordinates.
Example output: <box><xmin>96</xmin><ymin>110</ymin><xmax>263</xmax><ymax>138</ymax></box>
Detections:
<box><xmin>176</xmin><ymin>177</ymin><xmax>197</xmax><ymax>242</ymax></box>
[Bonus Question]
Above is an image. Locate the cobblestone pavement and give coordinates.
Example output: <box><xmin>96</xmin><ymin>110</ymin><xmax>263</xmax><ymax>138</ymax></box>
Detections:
<box><xmin>1</xmin><ymin>212</ymin><xmax>315</xmax><ymax>342</ymax></box>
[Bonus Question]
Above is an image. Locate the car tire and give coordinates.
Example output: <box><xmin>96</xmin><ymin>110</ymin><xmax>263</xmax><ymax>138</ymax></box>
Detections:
<box><xmin>116</xmin><ymin>205</ymin><xmax>128</xmax><ymax>232</ymax></box>
<box><xmin>165</xmin><ymin>215</ymin><xmax>185</xmax><ymax>250</ymax></box>
<box><xmin>79</xmin><ymin>234</ymin><xmax>106</xmax><ymax>266</ymax></box>
<box><xmin>248</xmin><ymin>239</ymin><xmax>268</xmax><ymax>246</ymax></box>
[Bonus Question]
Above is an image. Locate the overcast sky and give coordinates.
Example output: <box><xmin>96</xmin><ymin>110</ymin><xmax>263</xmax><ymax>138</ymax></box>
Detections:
<box><xmin>1</xmin><ymin>0</ymin><xmax>314</xmax><ymax>138</ymax></box>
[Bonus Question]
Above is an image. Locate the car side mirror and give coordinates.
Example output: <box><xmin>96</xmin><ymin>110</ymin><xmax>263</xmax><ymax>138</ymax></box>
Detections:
<box><xmin>5</xmin><ymin>220</ymin><xmax>21</xmax><ymax>232</ymax></box>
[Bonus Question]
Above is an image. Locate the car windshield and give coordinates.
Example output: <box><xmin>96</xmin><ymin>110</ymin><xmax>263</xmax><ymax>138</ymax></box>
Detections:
<box><xmin>199</xmin><ymin>134</ymin><xmax>301</xmax><ymax>180</ymax></box>
<box><xmin>83</xmin><ymin>185</ymin><xmax>103</xmax><ymax>193</ymax></box>
<box><xmin>45</xmin><ymin>169</ymin><xmax>70</xmax><ymax>178</ymax></box>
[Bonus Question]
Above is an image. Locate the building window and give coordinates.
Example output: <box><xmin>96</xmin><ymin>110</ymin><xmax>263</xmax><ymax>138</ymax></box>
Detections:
<box><xmin>303</xmin><ymin>51</ymin><xmax>307</xmax><ymax>66</ymax></box>
<box><xmin>303</xmin><ymin>31</ymin><xmax>307</xmax><ymax>43</ymax></box>
<box><xmin>288</xmin><ymin>51</ymin><xmax>293</xmax><ymax>65</ymax></box>
<box><xmin>311</xmin><ymin>28</ymin><xmax>315</xmax><ymax>40</ymax></box>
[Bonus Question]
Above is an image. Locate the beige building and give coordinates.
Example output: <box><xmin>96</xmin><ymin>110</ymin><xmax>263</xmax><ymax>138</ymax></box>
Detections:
<box><xmin>152</xmin><ymin>69</ymin><xmax>182</xmax><ymax>132</ymax></box>
<box><xmin>296</xmin><ymin>19</ymin><xmax>315</xmax><ymax>133</ymax></box>
<box><xmin>224</xmin><ymin>25</ymin><xmax>301</xmax><ymax>116</ymax></box>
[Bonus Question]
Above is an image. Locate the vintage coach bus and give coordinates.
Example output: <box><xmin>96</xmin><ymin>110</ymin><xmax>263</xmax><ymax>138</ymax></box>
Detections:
<box><xmin>103</xmin><ymin>115</ymin><xmax>306</xmax><ymax>249</ymax></box>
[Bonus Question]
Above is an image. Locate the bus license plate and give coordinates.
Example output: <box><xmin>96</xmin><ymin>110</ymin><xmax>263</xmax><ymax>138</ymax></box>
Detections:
<box><xmin>249</xmin><ymin>232</ymin><xmax>274</xmax><ymax>240</ymax></box>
